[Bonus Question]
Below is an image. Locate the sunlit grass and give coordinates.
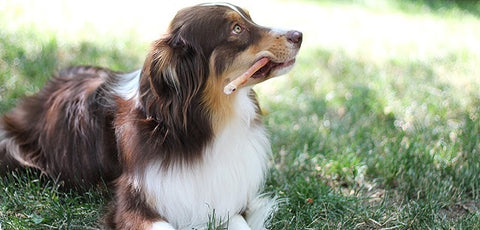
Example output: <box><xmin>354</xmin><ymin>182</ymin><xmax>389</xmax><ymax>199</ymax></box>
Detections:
<box><xmin>1</xmin><ymin>0</ymin><xmax>480</xmax><ymax>229</ymax></box>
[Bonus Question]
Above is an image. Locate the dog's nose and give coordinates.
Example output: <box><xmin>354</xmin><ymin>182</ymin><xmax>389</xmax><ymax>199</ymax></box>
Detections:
<box><xmin>287</xmin><ymin>30</ymin><xmax>303</xmax><ymax>45</ymax></box>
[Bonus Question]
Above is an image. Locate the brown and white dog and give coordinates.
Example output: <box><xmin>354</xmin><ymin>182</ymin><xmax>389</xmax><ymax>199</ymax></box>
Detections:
<box><xmin>0</xmin><ymin>3</ymin><xmax>302</xmax><ymax>230</ymax></box>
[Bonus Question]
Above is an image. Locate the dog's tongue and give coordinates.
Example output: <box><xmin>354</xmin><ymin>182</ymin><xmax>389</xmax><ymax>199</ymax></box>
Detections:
<box><xmin>223</xmin><ymin>57</ymin><xmax>270</xmax><ymax>95</ymax></box>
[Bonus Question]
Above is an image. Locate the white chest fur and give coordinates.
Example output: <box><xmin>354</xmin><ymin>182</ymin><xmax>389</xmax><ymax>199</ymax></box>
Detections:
<box><xmin>140</xmin><ymin>88</ymin><xmax>270</xmax><ymax>229</ymax></box>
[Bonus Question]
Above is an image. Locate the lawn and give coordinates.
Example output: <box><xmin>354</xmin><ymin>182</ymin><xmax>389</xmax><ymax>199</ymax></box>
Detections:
<box><xmin>1</xmin><ymin>0</ymin><xmax>480</xmax><ymax>229</ymax></box>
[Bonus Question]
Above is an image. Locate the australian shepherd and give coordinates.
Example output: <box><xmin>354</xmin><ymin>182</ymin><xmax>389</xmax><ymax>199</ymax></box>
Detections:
<box><xmin>0</xmin><ymin>3</ymin><xmax>302</xmax><ymax>230</ymax></box>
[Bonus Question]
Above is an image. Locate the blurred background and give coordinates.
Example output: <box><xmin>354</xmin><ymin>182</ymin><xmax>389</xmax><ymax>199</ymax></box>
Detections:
<box><xmin>1</xmin><ymin>0</ymin><xmax>480</xmax><ymax>110</ymax></box>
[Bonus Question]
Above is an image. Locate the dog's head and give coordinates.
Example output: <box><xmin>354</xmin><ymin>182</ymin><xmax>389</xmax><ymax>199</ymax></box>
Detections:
<box><xmin>132</xmin><ymin>3</ymin><xmax>302</xmax><ymax>164</ymax></box>
<box><xmin>140</xmin><ymin>3</ymin><xmax>302</xmax><ymax>122</ymax></box>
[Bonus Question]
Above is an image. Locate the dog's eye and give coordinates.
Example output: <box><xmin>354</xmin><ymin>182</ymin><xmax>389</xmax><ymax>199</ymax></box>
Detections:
<box><xmin>232</xmin><ymin>24</ymin><xmax>243</xmax><ymax>35</ymax></box>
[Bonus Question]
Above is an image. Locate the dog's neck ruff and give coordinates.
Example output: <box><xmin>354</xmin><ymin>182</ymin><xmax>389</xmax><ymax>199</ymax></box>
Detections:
<box><xmin>139</xmin><ymin>87</ymin><xmax>270</xmax><ymax>229</ymax></box>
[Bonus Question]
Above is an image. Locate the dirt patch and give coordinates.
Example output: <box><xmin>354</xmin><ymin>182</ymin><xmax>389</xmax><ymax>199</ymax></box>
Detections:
<box><xmin>439</xmin><ymin>201</ymin><xmax>480</xmax><ymax>221</ymax></box>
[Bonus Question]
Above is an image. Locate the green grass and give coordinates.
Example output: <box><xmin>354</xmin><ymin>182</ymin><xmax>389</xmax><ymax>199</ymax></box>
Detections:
<box><xmin>2</xmin><ymin>0</ymin><xmax>480</xmax><ymax>229</ymax></box>
<box><xmin>261</xmin><ymin>47</ymin><xmax>480</xmax><ymax>229</ymax></box>
<box><xmin>0</xmin><ymin>170</ymin><xmax>109</xmax><ymax>229</ymax></box>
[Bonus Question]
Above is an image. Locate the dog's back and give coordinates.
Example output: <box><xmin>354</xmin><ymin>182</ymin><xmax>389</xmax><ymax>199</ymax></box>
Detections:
<box><xmin>0</xmin><ymin>66</ymin><xmax>120</xmax><ymax>187</ymax></box>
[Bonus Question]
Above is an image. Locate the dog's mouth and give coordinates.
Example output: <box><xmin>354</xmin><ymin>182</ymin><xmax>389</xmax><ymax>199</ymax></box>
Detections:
<box><xmin>224</xmin><ymin>57</ymin><xmax>296</xmax><ymax>95</ymax></box>
<box><xmin>251</xmin><ymin>58</ymin><xmax>296</xmax><ymax>79</ymax></box>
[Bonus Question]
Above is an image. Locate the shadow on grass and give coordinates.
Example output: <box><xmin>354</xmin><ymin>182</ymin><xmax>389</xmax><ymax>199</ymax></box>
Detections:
<box><xmin>0</xmin><ymin>168</ymin><xmax>109</xmax><ymax>229</ymax></box>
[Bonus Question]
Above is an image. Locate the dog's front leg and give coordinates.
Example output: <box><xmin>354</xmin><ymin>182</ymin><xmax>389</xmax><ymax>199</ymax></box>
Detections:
<box><xmin>108</xmin><ymin>175</ymin><xmax>169</xmax><ymax>230</ymax></box>
<box><xmin>228</xmin><ymin>215</ymin><xmax>252</xmax><ymax>230</ymax></box>
<box><xmin>150</xmin><ymin>221</ymin><xmax>176</xmax><ymax>230</ymax></box>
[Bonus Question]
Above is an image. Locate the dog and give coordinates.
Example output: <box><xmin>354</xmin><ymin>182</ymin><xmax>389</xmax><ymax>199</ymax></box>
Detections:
<box><xmin>0</xmin><ymin>3</ymin><xmax>302</xmax><ymax>230</ymax></box>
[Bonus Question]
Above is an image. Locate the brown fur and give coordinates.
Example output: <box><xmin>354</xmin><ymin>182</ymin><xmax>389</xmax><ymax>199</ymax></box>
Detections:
<box><xmin>0</xmin><ymin>3</ymin><xmax>302</xmax><ymax>229</ymax></box>
<box><xmin>0</xmin><ymin>66</ymin><xmax>120</xmax><ymax>187</ymax></box>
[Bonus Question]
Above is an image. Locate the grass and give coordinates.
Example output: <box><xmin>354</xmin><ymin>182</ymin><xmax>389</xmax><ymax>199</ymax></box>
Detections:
<box><xmin>1</xmin><ymin>0</ymin><xmax>480</xmax><ymax>229</ymax></box>
<box><xmin>261</xmin><ymin>48</ymin><xmax>480</xmax><ymax>229</ymax></box>
<box><xmin>0</xmin><ymin>170</ymin><xmax>109</xmax><ymax>229</ymax></box>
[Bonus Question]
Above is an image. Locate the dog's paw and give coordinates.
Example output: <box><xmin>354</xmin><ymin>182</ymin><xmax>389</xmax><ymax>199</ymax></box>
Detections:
<box><xmin>150</xmin><ymin>221</ymin><xmax>176</xmax><ymax>230</ymax></box>
<box><xmin>228</xmin><ymin>215</ymin><xmax>252</xmax><ymax>230</ymax></box>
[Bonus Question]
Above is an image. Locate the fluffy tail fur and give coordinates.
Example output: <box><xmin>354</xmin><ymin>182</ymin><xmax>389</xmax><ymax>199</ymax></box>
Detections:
<box><xmin>0</xmin><ymin>122</ymin><xmax>22</xmax><ymax>174</ymax></box>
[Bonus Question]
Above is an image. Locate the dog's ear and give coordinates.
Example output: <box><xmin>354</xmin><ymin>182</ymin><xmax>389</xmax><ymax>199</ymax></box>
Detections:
<box><xmin>148</xmin><ymin>34</ymin><xmax>207</xmax><ymax>98</ymax></box>
<box><xmin>140</xmin><ymin>33</ymin><xmax>209</xmax><ymax>129</ymax></box>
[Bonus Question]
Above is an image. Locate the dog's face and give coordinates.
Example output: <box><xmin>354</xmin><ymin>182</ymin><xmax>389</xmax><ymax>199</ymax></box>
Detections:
<box><xmin>210</xmin><ymin>4</ymin><xmax>302</xmax><ymax>95</ymax></box>
<box><xmin>188</xmin><ymin>3</ymin><xmax>302</xmax><ymax>93</ymax></box>
<box><xmin>143</xmin><ymin>3</ymin><xmax>302</xmax><ymax>98</ymax></box>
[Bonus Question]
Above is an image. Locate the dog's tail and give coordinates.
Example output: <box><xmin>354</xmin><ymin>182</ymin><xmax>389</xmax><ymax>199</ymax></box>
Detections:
<box><xmin>0</xmin><ymin>120</ymin><xmax>22</xmax><ymax>174</ymax></box>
